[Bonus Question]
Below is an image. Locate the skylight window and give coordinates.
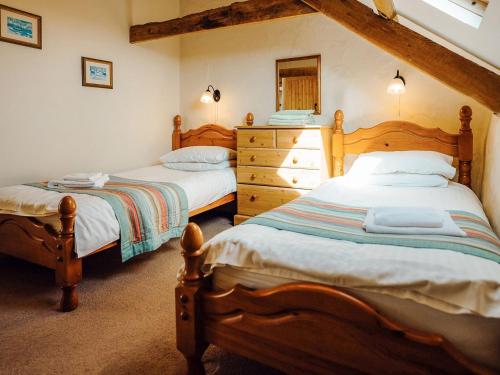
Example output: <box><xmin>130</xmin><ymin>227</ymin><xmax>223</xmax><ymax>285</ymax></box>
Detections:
<box><xmin>421</xmin><ymin>0</ymin><xmax>488</xmax><ymax>28</ymax></box>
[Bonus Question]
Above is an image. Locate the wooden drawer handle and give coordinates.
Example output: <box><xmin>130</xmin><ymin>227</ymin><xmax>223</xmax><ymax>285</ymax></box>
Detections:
<box><xmin>249</xmin><ymin>136</ymin><xmax>256</xmax><ymax>143</ymax></box>
<box><xmin>250</xmin><ymin>155</ymin><xmax>256</xmax><ymax>162</ymax></box>
<box><xmin>250</xmin><ymin>195</ymin><xmax>257</xmax><ymax>202</ymax></box>
<box><xmin>292</xmin><ymin>136</ymin><xmax>298</xmax><ymax>144</ymax></box>
<box><xmin>250</xmin><ymin>174</ymin><xmax>256</xmax><ymax>180</ymax></box>
<box><xmin>292</xmin><ymin>177</ymin><xmax>298</xmax><ymax>184</ymax></box>
<box><xmin>292</xmin><ymin>157</ymin><xmax>298</xmax><ymax>164</ymax></box>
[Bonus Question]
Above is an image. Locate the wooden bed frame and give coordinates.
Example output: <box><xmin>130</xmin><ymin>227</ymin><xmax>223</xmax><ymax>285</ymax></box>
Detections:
<box><xmin>175</xmin><ymin>106</ymin><xmax>496</xmax><ymax>374</ymax></box>
<box><xmin>0</xmin><ymin>116</ymin><xmax>237</xmax><ymax>312</ymax></box>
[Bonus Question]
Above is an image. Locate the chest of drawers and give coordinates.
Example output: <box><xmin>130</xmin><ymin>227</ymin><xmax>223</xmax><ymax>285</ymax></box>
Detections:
<box><xmin>234</xmin><ymin>125</ymin><xmax>332</xmax><ymax>225</ymax></box>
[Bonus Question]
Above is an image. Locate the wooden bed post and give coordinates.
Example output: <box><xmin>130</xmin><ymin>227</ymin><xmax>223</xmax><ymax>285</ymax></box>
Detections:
<box><xmin>458</xmin><ymin>105</ymin><xmax>473</xmax><ymax>188</ymax></box>
<box><xmin>245</xmin><ymin>112</ymin><xmax>254</xmax><ymax>126</ymax></box>
<box><xmin>176</xmin><ymin>223</ymin><xmax>208</xmax><ymax>375</ymax></box>
<box><xmin>56</xmin><ymin>196</ymin><xmax>82</xmax><ymax>312</ymax></box>
<box><xmin>332</xmin><ymin>109</ymin><xmax>345</xmax><ymax>177</ymax></box>
<box><xmin>173</xmin><ymin>115</ymin><xmax>182</xmax><ymax>150</ymax></box>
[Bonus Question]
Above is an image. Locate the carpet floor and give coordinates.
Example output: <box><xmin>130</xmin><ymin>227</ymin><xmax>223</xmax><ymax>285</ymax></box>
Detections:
<box><xmin>0</xmin><ymin>212</ymin><xmax>283</xmax><ymax>375</ymax></box>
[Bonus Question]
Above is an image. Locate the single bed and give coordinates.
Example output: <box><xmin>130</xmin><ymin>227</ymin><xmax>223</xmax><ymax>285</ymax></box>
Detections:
<box><xmin>176</xmin><ymin>106</ymin><xmax>500</xmax><ymax>374</ymax></box>
<box><xmin>0</xmin><ymin>115</ymin><xmax>237</xmax><ymax>311</ymax></box>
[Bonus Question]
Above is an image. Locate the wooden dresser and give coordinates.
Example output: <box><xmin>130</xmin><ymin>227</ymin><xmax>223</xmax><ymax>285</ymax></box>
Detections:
<box><xmin>234</xmin><ymin>125</ymin><xmax>333</xmax><ymax>225</ymax></box>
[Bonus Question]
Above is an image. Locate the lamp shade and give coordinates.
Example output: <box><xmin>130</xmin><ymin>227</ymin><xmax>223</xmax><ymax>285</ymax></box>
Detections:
<box><xmin>387</xmin><ymin>78</ymin><xmax>406</xmax><ymax>94</ymax></box>
<box><xmin>200</xmin><ymin>90</ymin><xmax>214</xmax><ymax>104</ymax></box>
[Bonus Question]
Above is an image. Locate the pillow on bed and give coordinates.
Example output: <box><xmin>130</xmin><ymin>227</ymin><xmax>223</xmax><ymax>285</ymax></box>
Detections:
<box><xmin>163</xmin><ymin>160</ymin><xmax>236</xmax><ymax>171</ymax></box>
<box><xmin>357</xmin><ymin>173</ymin><xmax>449</xmax><ymax>187</ymax></box>
<box><xmin>160</xmin><ymin>146</ymin><xmax>236</xmax><ymax>164</ymax></box>
<box><xmin>347</xmin><ymin>151</ymin><xmax>455</xmax><ymax>179</ymax></box>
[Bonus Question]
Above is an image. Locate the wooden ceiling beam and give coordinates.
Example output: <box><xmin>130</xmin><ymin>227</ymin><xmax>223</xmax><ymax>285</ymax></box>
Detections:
<box><xmin>130</xmin><ymin>0</ymin><xmax>316</xmax><ymax>43</ymax></box>
<box><xmin>373</xmin><ymin>0</ymin><xmax>397</xmax><ymax>20</ymax></box>
<box><xmin>301</xmin><ymin>0</ymin><xmax>500</xmax><ymax>112</ymax></box>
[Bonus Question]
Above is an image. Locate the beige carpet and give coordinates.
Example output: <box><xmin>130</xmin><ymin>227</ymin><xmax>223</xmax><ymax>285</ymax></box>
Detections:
<box><xmin>0</xmin><ymin>211</ymin><xmax>283</xmax><ymax>375</ymax></box>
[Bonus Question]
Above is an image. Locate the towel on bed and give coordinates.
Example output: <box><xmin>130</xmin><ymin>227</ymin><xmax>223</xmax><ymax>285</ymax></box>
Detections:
<box><xmin>244</xmin><ymin>197</ymin><xmax>500</xmax><ymax>264</ymax></box>
<box><xmin>363</xmin><ymin>208</ymin><xmax>465</xmax><ymax>236</ymax></box>
<box><xmin>371</xmin><ymin>207</ymin><xmax>444</xmax><ymax>228</ymax></box>
<box><xmin>26</xmin><ymin>176</ymin><xmax>188</xmax><ymax>261</ymax></box>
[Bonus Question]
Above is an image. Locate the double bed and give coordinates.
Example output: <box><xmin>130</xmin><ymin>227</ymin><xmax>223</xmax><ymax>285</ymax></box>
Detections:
<box><xmin>176</xmin><ymin>106</ymin><xmax>500</xmax><ymax>374</ymax></box>
<box><xmin>0</xmin><ymin>115</ymin><xmax>237</xmax><ymax>311</ymax></box>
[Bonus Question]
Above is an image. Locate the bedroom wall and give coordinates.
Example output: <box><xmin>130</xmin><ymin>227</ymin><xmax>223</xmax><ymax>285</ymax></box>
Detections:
<box><xmin>0</xmin><ymin>0</ymin><xmax>180</xmax><ymax>187</ymax></box>
<box><xmin>179</xmin><ymin>2</ymin><xmax>492</xmax><ymax>195</ymax></box>
<box><xmin>482</xmin><ymin>114</ymin><xmax>500</xmax><ymax>235</ymax></box>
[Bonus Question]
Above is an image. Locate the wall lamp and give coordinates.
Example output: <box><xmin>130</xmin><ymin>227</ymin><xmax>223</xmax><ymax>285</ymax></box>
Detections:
<box><xmin>387</xmin><ymin>70</ymin><xmax>406</xmax><ymax>95</ymax></box>
<box><xmin>200</xmin><ymin>85</ymin><xmax>221</xmax><ymax>104</ymax></box>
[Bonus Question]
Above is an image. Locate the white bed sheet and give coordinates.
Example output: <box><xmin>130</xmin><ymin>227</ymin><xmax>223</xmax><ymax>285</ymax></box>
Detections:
<box><xmin>0</xmin><ymin>166</ymin><xmax>236</xmax><ymax>257</ymax></box>
<box><xmin>213</xmin><ymin>266</ymin><xmax>500</xmax><ymax>371</ymax></box>
<box><xmin>202</xmin><ymin>178</ymin><xmax>500</xmax><ymax>319</ymax></box>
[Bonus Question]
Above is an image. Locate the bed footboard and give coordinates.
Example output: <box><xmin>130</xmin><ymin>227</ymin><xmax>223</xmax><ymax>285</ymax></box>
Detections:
<box><xmin>0</xmin><ymin>196</ymin><xmax>82</xmax><ymax>312</ymax></box>
<box><xmin>176</xmin><ymin>223</ymin><xmax>495</xmax><ymax>375</ymax></box>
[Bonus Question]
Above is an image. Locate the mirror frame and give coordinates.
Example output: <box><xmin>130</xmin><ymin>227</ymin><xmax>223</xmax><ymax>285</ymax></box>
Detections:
<box><xmin>275</xmin><ymin>54</ymin><xmax>321</xmax><ymax>114</ymax></box>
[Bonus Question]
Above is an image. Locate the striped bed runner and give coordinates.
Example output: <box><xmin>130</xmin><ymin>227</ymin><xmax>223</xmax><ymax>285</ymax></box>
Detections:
<box><xmin>244</xmin><ymin>197</ymin><xmax>500</xmax><ymax>264</ymax></box>
<box><xmin>28</xmin><ymin>177</ymin><xmax>188</xmax><ymax>261</ymax></box>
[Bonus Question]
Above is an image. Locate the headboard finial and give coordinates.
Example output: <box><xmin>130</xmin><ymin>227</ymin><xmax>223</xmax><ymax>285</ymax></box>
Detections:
<box><xmin>246</xmin><ymin>112</ymin><xmax>254</xmax><ymax>126</ymax></box>
<box><xmin>172</xmin><ymin>115</ymin><xmax>182</xmax><ymax>150</ymax></box>
<box><xmin>459</xmin><ymin>106</ymin><xmax>472</xmax><ymax>132</ymax></box>
<box><xmin>174</xmin><ymin>115</ymin><xmax>182</xmax><ymax>130</ymax></box>
<box><xmin>334</xmin><ymin>110</ymin><xmax>344</xmax><ymax>133</ymax></box>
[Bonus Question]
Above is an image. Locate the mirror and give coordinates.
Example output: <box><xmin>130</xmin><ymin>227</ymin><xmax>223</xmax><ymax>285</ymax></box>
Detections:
<box><xmin>276</xmin><ymin>55</ymin><xmax>321</xmax><ymax>114</ymax></box>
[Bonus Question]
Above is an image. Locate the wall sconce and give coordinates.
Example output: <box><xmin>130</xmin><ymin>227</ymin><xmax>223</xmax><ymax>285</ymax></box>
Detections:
<box><xmin>200</xmin><ymin>85</ymin><xmax>221</xmax><ymax>104</ymax></box>
<box><xmin>387</xmin><ymin>70</ymin><xmax>406</xmax><ymax>95</ymax></box>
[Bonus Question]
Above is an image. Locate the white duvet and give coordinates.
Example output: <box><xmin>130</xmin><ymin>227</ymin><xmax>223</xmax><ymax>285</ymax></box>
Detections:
<box><xmin>0</xmin><ymin>166</ymin><xmax>236</xmax><ymax>257</ymax></box>
<box><xmin>203</xmin><ymin>177</ymin><xmax>500</xmax><ymax>318</ymax></box>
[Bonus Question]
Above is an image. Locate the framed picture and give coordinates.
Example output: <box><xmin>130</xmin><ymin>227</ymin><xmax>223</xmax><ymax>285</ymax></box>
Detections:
<box><xmin>0</xmin><ymin>5</ymin><xmax>42</xmax><ymax>49</ymax></box>
<box><xmin>81</xmin><ymin>57</ymin><xmax>113</xmax><ymax>89</ymax></box>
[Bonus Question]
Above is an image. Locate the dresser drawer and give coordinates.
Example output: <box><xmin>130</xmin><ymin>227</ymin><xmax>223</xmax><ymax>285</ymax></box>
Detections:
<box><xmin>276</xmin><ymin>129</ymin><xmax>322</xmax><ymax>149</ymax></box>
<box><xmin>237</xmin><ymin>184</ymin><xmax>308</xmax><ymax>216</ymax></box>
<box><xmin>238</xmin><ymin>166</ymin><xmax>321</xmax><ymax>189</ymax></box>
<box><xmin>238</xmin><ymin>149</ymin><xmax>322</xmax><ymax>169</ymax></box>
<box><xmin>237</xmin><ymin>129</ymin><xmax>275</xmax><ymax>148</ymax></box>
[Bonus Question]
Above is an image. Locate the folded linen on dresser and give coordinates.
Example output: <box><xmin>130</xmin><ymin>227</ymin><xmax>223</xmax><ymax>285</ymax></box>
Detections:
<box><xmin>363</xmin><ymin>209</ymin><xmax>466</xmax><ymax>236</ymax></box>
<box><xmin>372</xmin><ymin>207</ymin><xmax>444</xmax><ymax>228</ymax></box>
<box><xmin>268</xmin><ymin>110</ymin><xmax>315</xmax><ymax>125</ymax></box>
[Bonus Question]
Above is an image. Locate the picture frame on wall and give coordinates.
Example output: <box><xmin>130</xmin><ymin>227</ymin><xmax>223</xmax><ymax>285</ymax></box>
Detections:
<box><xmin>81</xmin><ymin>57</ymin><xmax>113</xmax><ymax>89</ymax></box>
<box><xmin>0</xmin><ymin>4</ymin><xmax>42</xmax><ymax>49</ymax></box>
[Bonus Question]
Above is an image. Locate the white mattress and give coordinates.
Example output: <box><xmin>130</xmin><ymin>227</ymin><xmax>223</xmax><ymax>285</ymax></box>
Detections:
<box><xmin>213</xmin><ymin>266</ymin><xmax>500</xmax><ymax>371</ymax></box>
<box><xmin>202</xmin><ymin>178</ymin><xmax>500</xmax><ymax>320</ymax></box>
<box><xmin>0</xmin><ymin>166</ymin><xmax>236</xmax><ymax>257</ymax></box>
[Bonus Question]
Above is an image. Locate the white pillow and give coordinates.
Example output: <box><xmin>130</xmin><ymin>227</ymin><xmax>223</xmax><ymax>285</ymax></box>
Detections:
<box><xmin>347</xmin><ymin>151</ymin><xmax>455</xmax><ymax>179</ymax></box>
<box><xmin>351</xmin><ymin>173</ymin><xmax>449</xmax><ymax>187</ymax></box>
<box><xmin>160</xmin><ymin>146</ymin><xmax>236</xmax><ymax>164</ymax></box>
<box><xmin>163</xmin><ymin>160</ymin><xmax>236</xmax><ymax>171</ymax></box>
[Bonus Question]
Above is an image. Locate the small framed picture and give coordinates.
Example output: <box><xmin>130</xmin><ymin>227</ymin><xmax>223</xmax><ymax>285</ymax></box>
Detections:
<box><xmin>0</xmin><ymin>5</ymin><xmax>42</xmax><ymax>49</ymax></box>
<box><xmin>81</xmin><ymin>57</ymin><xmax>113</xmax><ymax>89</ymax></box>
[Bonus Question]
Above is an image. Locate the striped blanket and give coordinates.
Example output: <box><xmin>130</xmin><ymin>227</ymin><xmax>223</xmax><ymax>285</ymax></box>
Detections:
<box><xmin>244</xmin><ymin>197</ymin><xmax>500</xmax><ymax>264</ymax></box>
<box><xmin>27</xmin><ymin>177</ymin><xmax>188</xmax><ymax>261</ymax></box>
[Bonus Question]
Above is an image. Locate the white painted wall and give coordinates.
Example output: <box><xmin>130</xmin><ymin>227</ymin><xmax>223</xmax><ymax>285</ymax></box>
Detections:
<box><xmin>0</xmin><ymin>0</ymin><xmax>180</xmax><ymax>187</ymax></box>
<box><xmin>482</xmin><ymin>114</ymin><xmax>500</xmax><ymax>235</ymax></box>
<box><xmin>179</xmin><ymin>5</ymin><xmax>491</xmax><ymax>194</ymax></box>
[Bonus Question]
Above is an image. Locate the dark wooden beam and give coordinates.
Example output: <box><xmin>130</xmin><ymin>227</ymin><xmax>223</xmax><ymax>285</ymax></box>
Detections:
<box><xmin>130</xmin><ymin>0</ymin><xmax>316</xmax><ymax>43</ymax></box>
<box><xmin>301</xmin><ymin>0</ymin><xmax>500</xmax><ymax>112</ymax></box>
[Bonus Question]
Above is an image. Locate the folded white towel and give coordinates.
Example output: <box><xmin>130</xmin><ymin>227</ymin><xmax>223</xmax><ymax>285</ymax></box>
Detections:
<box><xmin>363</xmin><ymin>209</ymin><xmax>466</xmax><ymax>237</ymax></box>
<box><xmin>373</xmin><ymin>207</ymin><xmax>444</xmax><ymax>228</ymax></box>
<box><xmin>49</xmin><ymin>174</ymin><xmax>109</xmax><ymax>189</ymax></box>
<box><xmin>63</xmin><ymin>172</ymin><xmax>103</xmax><ymax>182</ymax></box>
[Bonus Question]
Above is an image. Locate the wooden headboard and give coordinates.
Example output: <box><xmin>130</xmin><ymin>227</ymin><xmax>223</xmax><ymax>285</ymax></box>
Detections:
<box><xmin>332</xmin><ymin>106</ymin><xmax>473</xmax><ymax>187</ymax></box>
<box><xmin>172</xmin><ymin>115</ymin><xmax>237</xmax><ymax>150</ymax></box>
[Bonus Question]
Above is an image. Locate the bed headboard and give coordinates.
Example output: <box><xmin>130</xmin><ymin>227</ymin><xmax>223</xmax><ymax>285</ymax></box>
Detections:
<box><xmin>332</xmin><ymin>106</ymin><xmax>473</xmax><ymax>187</ymax></box>
<box><xmin>172</xmin><ymin>115</ymin><xmax>237</xmax><ymax>150</ymax></box>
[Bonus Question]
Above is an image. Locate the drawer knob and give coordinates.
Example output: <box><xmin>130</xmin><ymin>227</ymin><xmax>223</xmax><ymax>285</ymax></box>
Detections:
<box><xmin>292</xmin><ymin>177</ymin><xmax>298</xmax><ymax>184</ymax></box>
<box><xmin>250</xmin><ymin>155</ymin><xmax>256</xmax><ymax>162</ymax></box>
<box><xmin>250</xmin><ymin>195</ymin><xmax>257</xmax><ymax>202</ymax></box>
<box><xmin>292</xmin><ymin>136</ymin><xmax>298</xmax><ymax>144</ymax></box>
<box><xmin>250</xmin><ymin>174</ymin><xmax>256</xmax><ymax>180</ymax></box>
<box><xmin>292</xmin><ymin>157</ymin><xmax>298</xmax><ymax>164</ymax></box>
<box><xmin>250</xmin><ymin>136</ymin><xmax>256</xmax><ymax>143</ymax></box>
